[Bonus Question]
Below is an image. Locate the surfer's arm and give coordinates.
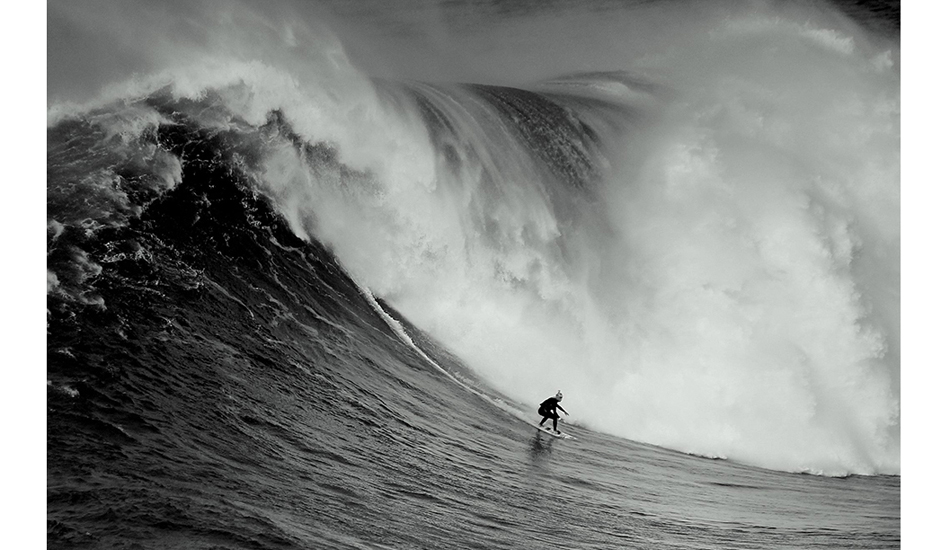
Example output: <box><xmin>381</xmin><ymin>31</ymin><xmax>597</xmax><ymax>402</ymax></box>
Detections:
<box><xmin>557</xmin><ymin>404</ymin><xmax>569</xmax><ymax>415</ymax></box>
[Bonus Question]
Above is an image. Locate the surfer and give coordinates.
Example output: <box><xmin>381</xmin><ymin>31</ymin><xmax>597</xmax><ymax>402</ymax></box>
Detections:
<box><xmin>538</xmin><ymin>391</ymin><xmax>569</xmax><ymax>434</ymax></box>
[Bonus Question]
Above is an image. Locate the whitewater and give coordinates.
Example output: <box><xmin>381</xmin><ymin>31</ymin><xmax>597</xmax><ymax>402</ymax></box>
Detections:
<box><xmin>47</xmin><ymin>0</ymin><xmax>900</xmax><ymax>548</ymax></box>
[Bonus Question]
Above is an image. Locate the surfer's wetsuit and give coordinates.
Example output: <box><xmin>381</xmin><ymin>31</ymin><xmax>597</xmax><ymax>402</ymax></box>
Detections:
<box><xmin>538</xmin><ymin>396</ymin><xmax>567</xmax><ymax>432</ymax></box>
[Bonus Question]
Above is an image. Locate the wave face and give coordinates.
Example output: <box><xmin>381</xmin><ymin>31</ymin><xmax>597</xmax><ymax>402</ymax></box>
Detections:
<box><xmin>49</xmin><ymin>0</ymin><xmax>899</xmax><ymax>528</ymax></box>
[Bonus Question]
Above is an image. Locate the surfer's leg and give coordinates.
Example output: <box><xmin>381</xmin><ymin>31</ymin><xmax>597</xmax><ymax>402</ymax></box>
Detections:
<box><xmin>553</xmin><ymin>417</ymin><xmax>558</xmax><ymax>431</ymax></box>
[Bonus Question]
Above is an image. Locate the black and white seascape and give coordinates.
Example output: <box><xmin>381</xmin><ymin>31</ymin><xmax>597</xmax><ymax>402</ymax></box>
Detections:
<box><xmin>47</xmin><ymin>1</ymin><xmax>900</xmax><ymax>548</ymax></box>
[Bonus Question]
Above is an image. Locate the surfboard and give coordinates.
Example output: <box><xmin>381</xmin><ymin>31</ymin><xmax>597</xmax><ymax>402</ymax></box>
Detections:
<box><xmin>535</xmin><ymin>424</ymin><xmax>575</xmax><ymax>440</ymax></box>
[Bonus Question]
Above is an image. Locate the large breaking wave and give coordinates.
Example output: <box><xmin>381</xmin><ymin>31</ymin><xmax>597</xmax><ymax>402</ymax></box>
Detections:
<box><xmin>47</xmin><ymin>0</ymin><xmax>899</xmax><ymax>475</ymax></box>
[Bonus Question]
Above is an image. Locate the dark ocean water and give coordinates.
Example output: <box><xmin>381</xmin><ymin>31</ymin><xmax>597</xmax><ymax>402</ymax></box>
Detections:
<box><xmin>47</xmin><ymin>1</ymin><xmax>900</xmax><ymax>548</ymax></box>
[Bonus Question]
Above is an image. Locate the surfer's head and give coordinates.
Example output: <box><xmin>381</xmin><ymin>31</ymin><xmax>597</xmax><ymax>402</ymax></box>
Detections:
<box><xmin>556</xmin><ymin>391</ymin><xmax>563</xmax><ymax>400</ymax></box>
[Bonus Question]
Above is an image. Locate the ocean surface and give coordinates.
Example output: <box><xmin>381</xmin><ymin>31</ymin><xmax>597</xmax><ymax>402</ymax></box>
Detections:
<box><xmin>47</xmin><ymin>1</ymin><xmax>900</xmax><ymax>548</ymax></box>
